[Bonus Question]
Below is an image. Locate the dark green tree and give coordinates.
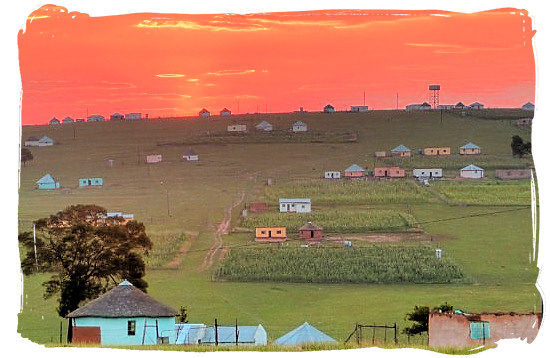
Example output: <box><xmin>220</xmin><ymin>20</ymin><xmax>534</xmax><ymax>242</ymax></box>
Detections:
<box><xmin>18</xmin><ymin>204</ymin><xmax>152</xmax><ymax>317</ymax></box>
<box><xmin>511</xmin><ymin>135</ymin><xmax>531</xmax><ymax>157</ymax></box>
<box><xmin>402</xmin><ymin>303</ymin><xmax>453</xmax><ymax>336</ymax></box>
<box><xmin>21</xmin><ymin>147</ymin><xmax>34</xmax><ymax>166</ymax></box>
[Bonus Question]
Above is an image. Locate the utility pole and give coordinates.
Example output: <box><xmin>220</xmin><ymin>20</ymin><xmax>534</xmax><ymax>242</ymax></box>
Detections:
<box><xmin>396</xmin><ymin>93</ymin><xmax>399</xmax><ymax>109</ymax></box>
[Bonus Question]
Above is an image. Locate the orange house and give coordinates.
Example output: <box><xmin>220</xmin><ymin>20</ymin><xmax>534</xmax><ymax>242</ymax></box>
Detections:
<box><xmin>423</xmin><ymin>147</ymin><xmax>451</xmax><ymax>156</ymax></box>
<box><xmin>374</xmin><ymin>167</ymin><xmax>406</xmax><ymax>178</ymax></box>
<box><xmin>255</xmin><ymin>227</ymin><xmax>287</xmax><ymax>242</ymax></box>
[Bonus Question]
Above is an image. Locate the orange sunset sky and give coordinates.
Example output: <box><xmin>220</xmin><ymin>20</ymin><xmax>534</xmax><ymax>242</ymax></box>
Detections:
<box><xmin>18</xmin><ymin>5</ymin><xmax>536</xmax><ymax>125</ymax></box>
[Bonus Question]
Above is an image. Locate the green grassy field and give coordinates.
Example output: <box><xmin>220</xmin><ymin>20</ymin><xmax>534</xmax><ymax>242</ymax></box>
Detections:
<box><xmin>17</xmin><ymin>110</ymin><xmax>539</xmax><ymax>348</ymax></box>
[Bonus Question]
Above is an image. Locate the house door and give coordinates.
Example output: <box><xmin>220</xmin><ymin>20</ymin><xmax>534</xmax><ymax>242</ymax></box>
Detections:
<box><xmin>310</xmin><ymin>231</ymin><xmax>314</xmax><ymax>238</ymax></box>
<box><xmin>384</xmin><ymin>170</ymin><xmax>388</xmax><ymax>177</ymax></box>
<box><xmin>88</xmin><ymin>179</ymin><xmax>92</xmax><ymax>186</ymax></box>
<box><xmin>268</xmin><ymin>230</ymin><xmax>272</xmax><ymax>238</ymax></box>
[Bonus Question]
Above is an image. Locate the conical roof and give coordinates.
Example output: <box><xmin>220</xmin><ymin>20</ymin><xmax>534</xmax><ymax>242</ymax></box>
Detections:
<box><xmin>67</xmin><ymin>280</ymin><xmax>177</xmax><ymax>318</ymax></box>
<box><xmin>344</xmin><ymin>164</ymin><xmax>365</xmax><ymax>172</ymax></box>
<box><xmin>460</xmin><ymin>142</ymin><xmax>480</xmax><ymax>149</ymax></box>
<box><xmin>299</xmin><ymin>221</ymin><xmax>323</xmax><ymax>231</ymax></box>
<box><xmin>392</xmin><ymin>144</ymin><xmax>411</xmax><ymax>152</ymax></box>
<box><xmin>461</xmin><ymin>164</ymin><xmax>484</xmax><ymax>171</ymax></box>
<box><xmin>36</xmin><ymin>173</ymin><xmax>57</xmax><ymax>184</ymax></box>
<box><xmin>273</xmin><ymin>322</ymin><xmax>336</xmax><ymax>346</ymax></box>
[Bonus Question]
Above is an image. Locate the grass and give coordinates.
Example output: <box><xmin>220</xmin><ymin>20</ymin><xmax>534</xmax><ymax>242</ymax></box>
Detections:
<box><xmin>16</xmin><ymin>110</ymin><xmax>540</xmax><ymax>349</ymax></box>
<box><xmin>430</xmin><ymin>179</ymin><xmax>532</xmax><ymax>206</ymax></box>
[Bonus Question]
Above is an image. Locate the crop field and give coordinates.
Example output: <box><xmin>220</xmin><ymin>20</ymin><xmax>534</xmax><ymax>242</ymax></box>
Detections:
<box><xmin>241</xmin><ymin>209</ymin><xmax>418</xmax><ymax>233</ymax></box>
<box><xmin>16</xmin><ymin>110</ymin><xmax>541</xmax><ymax>346</ymax></box>
<box><xmin>263</xmin><ymin>179</ymin><xmax>433</xmax><ymax>205</ymax></box>
<box><xmin>215</xmin><ymin>245</ymin><xmax>465</xmax><ymax>284</ymax></box>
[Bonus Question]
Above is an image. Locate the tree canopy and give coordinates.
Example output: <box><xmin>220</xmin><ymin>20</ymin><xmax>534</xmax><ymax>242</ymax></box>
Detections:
<box><xmin>18</xmin><ymin>204</ymin><xmax>152</xmax><ymax>317</ymax></box>
<box><xmin>511</xmin><ymin>135</ymin><xmax>531</xmax><ymax>157</ymax></box>
<box><xmin>402</xmin><ymin>303</ymin><xmax>453</xmax><ymax>336</ymax></box>
<box><xmin>21</xmin><ymin>147</ymin><xmax>34</xmax><ymax>166</ymax></box>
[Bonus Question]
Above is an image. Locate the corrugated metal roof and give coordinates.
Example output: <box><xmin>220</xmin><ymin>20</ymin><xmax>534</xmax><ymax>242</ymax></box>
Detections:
<box><xmin>461</xmin><ymin>164</ymin><xmax>484</xmax><ymax>171</ymax></box>
<box><xmin>391</xmin><ymin>144</ymin><xmax>411</xmax><ymax>152</ymax></box>
<box><xmin>279</xmin><ymin>198</ymin><xmax>311</xmax><ymax>204</ymax></box>
<box><xmin>67</xmin><ymin>280</ymin><xmax>177</xmax><ymax>318</ymax></box>
<box><xmin>293</xmin><ymin>121</ymin><xmax>306</xmax><ymax>126</ymax></box>
<box><xmin>175</xmin><ymin>324</ymin><xmax>266</xmax><ymax>345</ymax></box>
<box><xmin>344</xmin><ymin>164</ymin><xmax>365</xmax><ymax>172</ymax></box>
<box><xmin>273</xmin><ymin>322</ymin><xmax>336</xmax><ymax>346</ymax></box>
<box><xmin>36</xmin><ymin>174</ymin><xmax>57</xmax><ymax>184</ymax></box>
<box><xmin>460</xmin><ymin>142</ymin><xmax>480</xmax><ymax>149</ymax></box>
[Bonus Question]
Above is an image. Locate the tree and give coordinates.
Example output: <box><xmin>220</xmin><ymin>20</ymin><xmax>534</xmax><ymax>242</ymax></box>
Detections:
<box><xmin>402</xmin><ymin>303</ymin><xmax>453</xmax><ymax>337</ymax></box>
<box><xmin>21</xmin><ymin>147</ymin><xmax>34</xmax><ymax>166</ymax></box>
<box><xmin>511</xmin><ymin>135</ymin><xmax>531</xmax><ymax>157</ymax></box>
<box><xmin>18</xmin><ymin>204</ymin><xmax>152</xmax><ymax>317</ymax></box>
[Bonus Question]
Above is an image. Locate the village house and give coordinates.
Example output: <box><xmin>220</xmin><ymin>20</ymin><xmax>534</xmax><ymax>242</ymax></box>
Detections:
<box><xmin>255</xmin><ymin>120</ymin><xmax>273</xmax><ymax>132</ymax></box>
<box><xmin>495</xmin><ymin>169</ymin><xmax>531</xmax><ymax>180</ymax></box>
<box><xmin>423</xmin><ymin>147</ymin><xmax>451</xmax><ymax>156</ymax></box>
<box><xmin>323</xmin><ymin>104</ymin><xmax>335</xmax><ymax>113</ymax></box>
<box><xmin>49</xmin><ymin>117</ymin><xmax>60</xmax><ymax>125</ymax></box>
<box><xmin>25</xmin><ymin>135</ymin><xmax>54</xmax><ymax>147</ymax></box>
<box><xmin>24</xmin><ymin>136</ymin><xmax>39</xmax><ymax>146</ymax></box>
<box><xmin>125</xmin><ymin>113</ymin><xmax>142</xmax><ymax>121</ymax></box>
<box><xmin>428</xmin><ymin>310</ymin><xmax>542</xmax><ymax>348</ymax></box>
<box><xmin>79</xmin><ymin>177</ymin><xmax>104</xmax><ymax>187</ymax></box>
<box><xmin>76</xmin><ymin>118</ymin><xmax>85</xmax><ymax>123</ymax></box>
<box><xmin>413</xmin><ymin>168</ymin><xmax>443</xmax><ymax>179</ymax></box>
<box><xmin>110</xmin><ymin>113</ymin><xmax>124</xmax><ymax>121</ymax></box>
<box><xmin>405</xmin><ymin>102</ymin><xmax>431</xmax><ymax>111</ymax></box>
<box><xmin>374</xmin><ymin>167</ymin><xmax>406</xmax><ymax>178</ymax></box>
<box><xmin>279</xmin><ymin>198</ymin><xmax>311</xmax><ymax>213</ymax></box>
<box><xmin>460</xmin><ymin>164</ymin><xmax>484</xmax><ymax>179</ymax></box>
<box><xmin>459</xmin><ymin>142</ymin><xmax>481</xmax><ymax>155</ymax></box>
<box><xmin>374</xmin><ymin>151</ymin><xmax>387</xmax><ymax>158</ymax></box>
<box><xmin>292</xmin><ymin>121</ymin><xmax>307</xmax><ymax>132</ymax></box>
<box><xmin>146</xmin><ymin>154</ymin><xmax>162</xmax><ymax>164</ymax></box>
<box><xmin>220</xmin><ymin>108</ymin><xmax>231</xmax><ymax>116</ymax></box>
<box><xmin>344</xmin><ymin>164</ymin><xmax>365</xmax><ymax>178</ymax></box>
<box><xmin>274</xmin><ymin>322</ymin><xmax>337</xmax><ymax>346</ymax></box>
<box><xmin>249</xmin><ymin>202</ymin><xmax>269</xmax><ymax>212</ymax></box>
<box><xmin>183</xmin><ymin>149</ymin><xmax>199</xmax><ymax>161</ymax></box>
<box><xmin>199</xmin><ymin>108</ymin><xmax>210</xmax><ymax>118</ymax></box>
<box><xmin>87</xmin><ymin>115</ymin><xmax>105</xmax><ymax>122</ymax></box>
<box><xmin>391</xmin><ymin>144</ymin><xmax>412</xmax><ymax>157</ymax></box>
<box><xmin>227</xmin><ymin>124</ymin><xmax>247</xmax><ymax>133</ymax></box>
<box><xmin>299</xmin><ymin>221</ymin><xmax>323</xmax><ymax>241</ymax></box>
<box><xmin>455</xmin><ymin>102</ymin><xmax>467</xmax><ymax>110</ymax></box>
<box><xmin>106</xmin><ymin>212</ymin><xmax>135</xmax><ymax>224</ymax></box>
<box><xmin>436</xmin><ymin>104</ymin><xmax>455</xmax><ymax>110</ymax></box>
<box><xmin>62</xmin><ymin>116</ymin><xmax>74</xmax><ymax>124</ymax></box>
<box><xmin>175</xmin><ymin>323</ymin><xmax>267</xmax><ymax>345</ymax></box>
<box><xmin>36</xmin><ymin>174</ymin><xmax>61</xmax><ymax>190</ymax></box>
<box><xmin>521</xmin><ymin>102</ymin><xmax>534</xmax><ymax>111</ymax></box>
<box><xmin>350</xmin><ymin>105</ymin><xmax>368</xmax><ymax>112</ymax></box>
<box><xmin>469</xmin><ymin>102</ymin><xmax>484</xmax><ymax>110</ymax></box>
<box><xmin>255</xmin><ymin>227</ymin><xmax>287</xmax><ymax>242</ymax></box>
<box><xmin>324</xmin><ymin>171</ymin><xmax>341</xmax><ymax>179</ymax></box>
<box><xmin>67</xmin><ymin>280</ymin><xmax>178</xmax><ymax>345</ymax></box>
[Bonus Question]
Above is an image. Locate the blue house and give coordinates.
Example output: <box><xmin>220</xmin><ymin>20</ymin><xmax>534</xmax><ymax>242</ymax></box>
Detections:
<box><xmin>67</xmin><ymin>280</ymin><xmax>178</xmax><ymax>345</ymax></box>
<box><xmin>175</xmin><ymin>323</ymin><xmax>267</xmax><ymax>345</ymax></box>
<box><xmin>79</xmin><ymin>177</ymin><xmax>104</xmax><ymax>187</ymax></box>
<box><xmin>273</xmin><ymin>322</ymin><xmax>337</xmax><ymax>346</ymax></box>
<box><xmin>36</xmin><ymin>174</ymin><xmax>60</xmax><ymax>190</ymax></box>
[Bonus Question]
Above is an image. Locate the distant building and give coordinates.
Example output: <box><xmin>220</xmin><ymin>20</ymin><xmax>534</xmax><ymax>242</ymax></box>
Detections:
<box><xmin>455</xmin><ymin>102</ymin><xmax>467</xmax><ymax>110</ymax></box>
<box><xmin>344</xmin><ymin>164</ymin><xmax>365</xmax><ymax>178</ymax></box>
<box><xmin>406</xmin><ymin>102</ymin><xmax>431</xmax><ymax>111</ymax></box>
<box><xmin>522</xmin><ymin>102</ymin><xmax>534</xmax><ymax>111</ymax></box>
<box><xmin>24</xmin><ymin>136</ymin><xmax>39</xmax><ymax>146</ymax></box>
<box><xmin>25</xmin><ymin>135</ymin><xmax>54</xmax><ymax>147</ymax></box>
<box><xmin>146</xmin><ymin>154</ymin><xmax>162</xmax><ymax>164</ymax></box>
<box><xmin>110</xmin><ymin>113</ymin><xmax>124</xmax><ymax>121</ymax></box>
<box><xmin>374</xmin><ymin>167</ymin><xmax>406</xmax><ymax>178</ymax></box>
<box><xmin>459</xmin><ymin>142</ymin><xmax>481</xmax><ymax>155</ymax></box>
<box><xmin>423</xmin><ymin>147</ymin><xmax>451</xmax><ymax>156</ymax></box>
<box><xmin>324</xmin><ymin>171</ymin><xmax>341</xmax><ymax>179</ymax></box>
<box><xmin>469</xmin><ymin>102</ymin><xmax>484</xmax><ymax>110</ymax></box>
<box><xmin>49</xmin><ymin>117</ymin><xmax>60</xmax><ymax>125</ymax></box>
<box><xmin>62</xmin><ymin>116</ymin><xmax>74</xmax><ymax>124</ymax></box>
<box><xmin>183</xmin><ymin>149</ymin><xmax>199</xmax><ymax>161</ymax></box>
<box><xmin>460</xmin><ymin>164</ymin><xmax>484</xmax><ymax>179</ymax></box>
<box><xmin>374</xmin><ymin>151</ymin><xmax>387</xmax><ymax>158</ymax></box>
<box><xmin>391</xmin><ymin>144</ymin><xmax>412</xmax><ymax>157</ymax></box>
<box><xmin>279</xmin><ymin>198</ymin><xmax>311</xmax><ymax>213</ymax></box>
<box><xmin>255</xmin><ymin>120</ymin><xmax>273</xmax><ymax>132</ymax></box>
<box><xmin>125</xmin><ymin>113</ymin><xmax>142</xmax><ymax>121</ymax></box>
<box><xmin>199</xmin><ymin>108</ymin><xmax>210</xmax><ymax>117</ymax></box>
<box><xmin>299</xmin><ymin>222</ymin><xmax>323</xmax><ymax>241</ymax></box>
<box><xmin>87</xmin><ymin>115</ymin><xmax>105</xmax><ymax>122</ymax></box>
<box><xmin>249</xmin><ymin>202</ymin><xmax>269</xmax><ymax>212</ymax></box>
<box><xmin>227</xmin><ymin>124</ymin><xmax>247</xmax><ymax>133</ymax></box>
<box><xmin>516</xmin><ymin>118</ymin><xmax>532</xmax><ymax>127</ymax></box>
<box><xmin>495</xmin><ymin>169</ymin><xmax>531</xmax><ymax>180</ymax></box>
<box><xmin>79</xmin><ymin>177</ymin><xmax>104</xmax><ymax>187</ymax></box>
<box><xmin>413</xmin><ymin>168</ymin><xmax>443</xmax><ymax>179</ymax></box>
<box><xmin>67</xmin><ymin>280</ymin><xmax>178</xmax><ymax>346</ymax></box>
<box><xmin>323</xmin><ymin>104</ymin><xmax>335</xmax><ymax>113</ymax></box>
<box><xmin>292</xmin><ymin>121</ymin><xmax>307</xmax><ymax>132</ymax></box>
<box><xmin>437</xmin><ymin>104</ymin><xmax>455</xmax><ymax>110</ymax></box>
<box><xmin>220</xmin><ymin>108</ymin><xmax>231</xmax><ymax>116</ymax></box>
<box><xmin>36</xmin><ymin>174</ymin><xmax>60</xmax><ymax>190</ymax></box>
<box><xmin>255</xmin><ymin>227</ymin><xmax>287</xmax><ymax>242</ymax></box>
<box><xmin>175</xmin><ymin>323</ymin><xmax>267</xmax><ymax>345</ymax></box>
<box><xmin>350</xmin><ymin>105</ymin><xmax>368</xmax><ymax>112</ymax></box>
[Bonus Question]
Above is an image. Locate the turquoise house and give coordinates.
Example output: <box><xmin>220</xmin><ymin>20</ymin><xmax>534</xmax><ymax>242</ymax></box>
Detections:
<box><xmin>36</xmin><ymin>174</ymin><xmax>60</xmax><ymax>190</ymax></box>
<box><xmin>79</xmin><ymin>177</ymin><xmax>104</xmax><ymax>187</ymax></box>
<box><xmin>67</xmin><ymin>280</ymin><xmax>178</xmax><ymax>345</ymax></box>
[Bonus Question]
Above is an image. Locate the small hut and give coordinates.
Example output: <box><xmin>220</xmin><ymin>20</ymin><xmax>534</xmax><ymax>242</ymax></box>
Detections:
<box><xmin>299</xmin><ymin>222</ymin><xmax>323</xmax><ymax>240</ymax></box>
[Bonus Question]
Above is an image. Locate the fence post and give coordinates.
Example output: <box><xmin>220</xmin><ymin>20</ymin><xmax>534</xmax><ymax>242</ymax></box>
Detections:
<box><xmin>394</xmin><ymin>323</ymin><xmax>398</xmax><ymax>344</ymax></box>
<box><xmin>215</xmin><ymin>319</ymin><xmax>219</xmax><ymax>346</ymax></box>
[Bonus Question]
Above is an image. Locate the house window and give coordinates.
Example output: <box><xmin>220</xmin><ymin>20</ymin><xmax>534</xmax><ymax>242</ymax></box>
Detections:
<box><xmin>470</xmin><ymin>321</ymin><xmax>490</xmax><ymax>340</ymax></box>
<box><xmin>276</xmin><ymin>230</ymin><xmax>282</xmax><ymax>234</ymax></box>
<box><xmin>128</xmin><ymin>320</ymin><xmax>136</xmax><ymax>336</ymax></box>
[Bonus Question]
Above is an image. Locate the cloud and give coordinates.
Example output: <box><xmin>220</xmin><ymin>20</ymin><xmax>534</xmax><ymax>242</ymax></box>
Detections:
<box><xmin>156</xmin><ymin>74</ymin><xmax>186</xmax><ymax>78</ymax></box>
<box><xmin>187</xmin><ymin>78</ymin><xmax>200</xmax><ymax>82</ymax></box>
<box><xmin>135</xmin><ymin>19</ymin><xmax>269</xmax><ymax>32</ymax></box>
<box><xmin>207</xmin><ymin>69</ymin><xmax>256</xmax><ymax>76</ymax></box>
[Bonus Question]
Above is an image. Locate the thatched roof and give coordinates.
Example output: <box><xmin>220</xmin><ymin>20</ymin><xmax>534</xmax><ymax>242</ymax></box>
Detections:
<box><xmin>67</xmin><ymin>280</ymin><xmax>177</xmax><ymax>318</ymax></box>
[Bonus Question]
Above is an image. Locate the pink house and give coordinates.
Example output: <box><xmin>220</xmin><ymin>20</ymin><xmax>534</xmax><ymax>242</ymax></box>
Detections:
<box><xmin>344</xmin><ymin>164</ymin><xmax>365</xmax><ymax>178</ymax></box>
<box><xmin>374</xmin><ymin>167</ymin><xmax>405</xmax><ymax>178</ymax></box>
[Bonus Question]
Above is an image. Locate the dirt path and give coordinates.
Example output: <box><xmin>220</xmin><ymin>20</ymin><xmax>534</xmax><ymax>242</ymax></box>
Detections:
<box><xmin>198</xmin><ymin>190</ymin><xmax>246</xmax><ymax>272</ymax></box>
<box><xmin>166</xmin><ymin>231</ymin><xmax>199</xmax><ymax>269</ymax></box>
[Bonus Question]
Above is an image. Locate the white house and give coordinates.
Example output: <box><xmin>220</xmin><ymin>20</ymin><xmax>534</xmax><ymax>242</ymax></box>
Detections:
<box><xmin>522</xmin><ymin>102</ymin><xmax>534</xmax><ymax>111</ymax></box>
<box><xmin>279</xmin><ymin>198</ymin><xmax>311</xmax><ymax>213</ymax></box>
<box><xmin>460</xmin><ymin>164</ymin><xmax>484</xmax><ymax>179</ymax></box>
<box><xmin>437</xmin><ymin>104</ymin><xmax>455</xmax><ymax>110</ymax></box>
<box><xmin>183</xmin><ymin>149</ymin><xmax>199</xmax><ymax>161</ymax></box>
<box><xmin>125</xmin><ymin>113</ymin><xmax>142</xmax><ymax>120</ymax></box>
<box><xmin>469</xmin><ymin>102</ymin><xmax>484</xmax><ymax>110</ymax></box>
<box><xmin>220</xmin><ymin>108</ymin><xmax>231</xmax><ymax>116</ymax></box>
<box><xmin>227</xmin><ymin>124</ymin><xmax>247</xmax><ymax>133</ymax></box>
<box><xmin>255</xmin><ymin>120</ymin><xmax>273</xmax><ymax>132</ymax></box>
<box><xmin>323</xmin><ymin>104</ymin><xmax>335</xmax><ymax>113</ymax></box>
<box><xmin>292</xmin><ymin>121</ymin><xmax>307</xmax><ymax>132</ymax></box>
<box><xmin>146</xmin><ymin>154</ymin><xmax>162</xmax><ymax>164</ymax></box>
<box><xmin>413</xmin><ymin>168</ymin><xmax>443</xmax><ymax>179</ymax></box>
<box><xmin>199</xmin><ymin>108</ymin><xmax>210</xmax><ymax>117</ymax></box>
<box><xmin>406</xmin><ymin>102</ymin><xmax>431</xmax><ymax>111</ymax></box>
<box><xmin>26</xmin><ymin>135</ymin><xmax>54</xmax><ymax>147</ymax></box>
<box><xmin>350</xmin><ymin>105</ymin><xmax>368</xmax><ymax>112</ymax></box>
<box><xmin>324</xmin><ymin>171</ymin><xmax>341</xmax><ymax>179</ymax></box>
